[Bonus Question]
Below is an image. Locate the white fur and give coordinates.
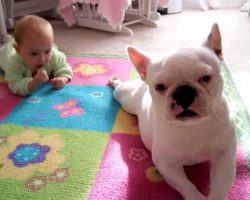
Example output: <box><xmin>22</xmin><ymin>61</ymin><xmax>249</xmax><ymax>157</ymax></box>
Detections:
<box><xmin>111</xmin><ymin>26</ymin><xmax>236</xmax><ymax>200</ymax></box>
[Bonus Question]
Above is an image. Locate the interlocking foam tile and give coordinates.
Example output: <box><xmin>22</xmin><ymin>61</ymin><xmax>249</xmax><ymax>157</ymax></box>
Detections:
<box><xmin>0</xmin><ymin>83</ymin><xmax>23</xmax><ymax>121</ymax></box>
<box><xmin>67</xmin><ymin>57</ymin><xmax>133</xmax><ymax>86</ymax></box>
<box><xmin>112</xmin><ymin>108</ymin><xmax>140</xmax><ymax>135</ymax></box>
<box><xmin>88</xmin><ymin>133</ymin><xmax>212</xmax><ymax>200</ymax></box>
<box><xmin>2</xmin><ymin>84</ymin><xmax>120</xmax><ymax>132</ymax></box>
<box><xmin>0</xmin><ymin>56</ymin><xmax>250</xmax><ymax>200</ymax></box>
<box><xmin>228</xmin><ymin>147</ymin><xmax>250</xmax><ymax>200</ymax></box>
<box><xmin>0</xmin><ymin>124</ymin><xmax>109</xmax><ymax>200</ymax></box>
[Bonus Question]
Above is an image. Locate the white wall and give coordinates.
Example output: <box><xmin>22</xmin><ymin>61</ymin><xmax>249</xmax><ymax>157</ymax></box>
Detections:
<box><xmin>183</xmin><ymin>0</ymin><xmax>246</xmax><ymax>10</ymax></box>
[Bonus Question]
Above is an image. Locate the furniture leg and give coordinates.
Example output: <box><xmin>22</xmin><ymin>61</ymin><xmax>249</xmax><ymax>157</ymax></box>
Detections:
<box><xmin>0</xmin><ymin>0</ymin><xmax>11</xmax><ymax>43</ymax></box>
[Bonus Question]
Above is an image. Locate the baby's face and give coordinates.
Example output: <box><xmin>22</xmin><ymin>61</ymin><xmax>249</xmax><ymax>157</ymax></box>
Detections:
<box><xmin>15</xmin><ymin>33</ymin><xmax>53</xmax><ymax>73</ymax></box>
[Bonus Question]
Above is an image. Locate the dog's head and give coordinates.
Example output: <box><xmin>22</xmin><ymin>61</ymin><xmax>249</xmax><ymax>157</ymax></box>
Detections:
<box><xmin>127</xmin><ymin>23</ymin><xmax>224</xmax><ymax>124</ymax></box>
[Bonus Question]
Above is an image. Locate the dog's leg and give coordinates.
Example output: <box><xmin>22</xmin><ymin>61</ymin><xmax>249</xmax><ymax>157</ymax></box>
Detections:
<box><xmin>109</xmin><ymin>77</ymin><xmax>122</xmax><ymax>88</ymax></box>
<box><xmin>157</xmin><ymin>164</ymin><xmax>206</xmax><ymax>200</ymax></box>
<box><xmin>109</xmin><ymin>77</ymin><xmax>145</xmax><ymax>115</ymax></box>
<box><xmin>208</xmin><ymin>149</ymin><xmax>236</xmax><ymax>200</ymax></box>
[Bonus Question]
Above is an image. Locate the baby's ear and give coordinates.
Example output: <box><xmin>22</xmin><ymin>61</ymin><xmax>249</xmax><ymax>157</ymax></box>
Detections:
<box><xmin>13</xmin><ymin>43</ymin><xmax>20</xmax><ymax>54</ymax></box>
<box><xmin>126</xmin><ymin>45</ymin><xmax>151</xmax><ymax>80</ymax></box>
<box><xmin>203</xmin><ymin>23</ymin><xmax>223</xmax><ymax>60</ymax></box>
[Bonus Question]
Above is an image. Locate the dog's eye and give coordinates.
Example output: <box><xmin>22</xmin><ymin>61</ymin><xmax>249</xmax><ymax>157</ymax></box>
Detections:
<box><xmin>155</xmin><ymin>84</ymin><xmax>167</xmax><ymax>92</ymax></box>
<box><xmin>199</xmin><ymin>75</ymin><xmax>211</xmax><ymax>83</ymax></box>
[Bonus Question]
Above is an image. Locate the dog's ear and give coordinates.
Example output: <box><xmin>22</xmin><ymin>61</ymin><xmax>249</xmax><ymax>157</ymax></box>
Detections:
<box><xmin>204</xmin><ymin>23</ymin><xmax>223</xmax><ymax>60</ymax></box>
<box><xmin>127</xmin><ymin>46</ymin><xmax>150</xmax><ymax>80</ymax></box>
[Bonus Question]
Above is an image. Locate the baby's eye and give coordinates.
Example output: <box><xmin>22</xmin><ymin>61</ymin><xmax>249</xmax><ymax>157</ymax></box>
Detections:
<box><xmin>30</xmin><ymin>52</ymin><xmax>38</xmax><ymax>56</ymax></box>
<box><xmin>45</xmin><ymin>50</ymin><xmax>51</xmax><ymax>54</ymax></box>
<box><xmin>155</xmin><ymin>84</ymin><xmax>167</xmax><ymax>93</ymax></box>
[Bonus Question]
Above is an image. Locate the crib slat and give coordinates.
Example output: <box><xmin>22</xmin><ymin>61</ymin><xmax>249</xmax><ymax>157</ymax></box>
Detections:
<box><xmin>74</xmin><ymin>0</ymin><xmax>160</xmax><ymax>35</ymax></box>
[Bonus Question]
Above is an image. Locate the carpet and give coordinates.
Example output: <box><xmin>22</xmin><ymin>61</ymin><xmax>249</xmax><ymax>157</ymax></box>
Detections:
<box><xmin>0</xmin><ymin>55</ymin><xmax>250</xmax><ymax>200</ymax></box>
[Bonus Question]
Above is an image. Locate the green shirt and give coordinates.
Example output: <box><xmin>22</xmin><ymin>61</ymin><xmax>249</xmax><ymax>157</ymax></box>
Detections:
<box><xmin>0</xmin><ymin>40</ymin><xmax>73</xmax><ymax>96</ymax></box>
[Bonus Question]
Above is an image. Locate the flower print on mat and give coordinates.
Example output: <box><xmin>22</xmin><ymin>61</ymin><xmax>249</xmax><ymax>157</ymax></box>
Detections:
<box><xmin>0</xmin><ymin>130</ymin><xmax>66</xmax><ymax>181</ymax></box>
<box><xmin>25</xmin><ymin>168</ymin><xmax>70</xmax><ymax>192</ymax></box>
<box><xmin>128</xmin><ymin>148</ymin><xmax>147</xmax><ymax>162</ymax></box>
<box><xmin>72</xmin><ymin>61</ymin><xmax>112</xmax><ymax>86</ymax></box>
<box><xmin>68</xmin><ymin>57</ymin><xmax>133</xmax><ymax>86</ymax></box>
<box><xmin>8</xmin><ymin>143</ymin><xmax>51</xmax><ymax>168</ymax></box>
<box><xmin>146</xmin><ymin>166</ymin><xmax>164</xmax><ymax>183</ymax></box>
<box><xmin>73</xmin><ymin>63</ymin><xmax>110</xmax><ymax>77</ymax></box>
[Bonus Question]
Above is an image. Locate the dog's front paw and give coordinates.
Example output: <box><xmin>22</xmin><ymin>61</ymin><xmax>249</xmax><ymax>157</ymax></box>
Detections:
<box><xmin>108</xmin><ymin>77</ymin><xmax>121</xmax><ymax>88</ymax></box>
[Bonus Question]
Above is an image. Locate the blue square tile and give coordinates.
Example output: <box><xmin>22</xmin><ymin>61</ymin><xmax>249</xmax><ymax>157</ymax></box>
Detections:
<box><xmin>3</xmin><ymin>84</ymin><xmax>120</xmax><ymax>132</ymax></box>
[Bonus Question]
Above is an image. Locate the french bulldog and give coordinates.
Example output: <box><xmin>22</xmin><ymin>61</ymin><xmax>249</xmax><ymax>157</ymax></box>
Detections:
<box><xmin>109</xmin><ymin>23</ymin><xmax>236</xmax><ymax>200</ymax></box>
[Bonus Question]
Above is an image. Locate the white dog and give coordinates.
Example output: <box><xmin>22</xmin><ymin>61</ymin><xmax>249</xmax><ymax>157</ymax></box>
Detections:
<box><xmin>110</xmin><ymin>23</ymin><xmax>236</xmax><ymax>200</ymax></box>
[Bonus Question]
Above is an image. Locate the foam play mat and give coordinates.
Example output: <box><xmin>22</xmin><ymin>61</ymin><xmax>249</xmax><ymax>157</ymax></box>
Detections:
<box><xmin>0</xmin><ymin>55</ymin><xmax>250</xmax><ymax>200</ymax></box>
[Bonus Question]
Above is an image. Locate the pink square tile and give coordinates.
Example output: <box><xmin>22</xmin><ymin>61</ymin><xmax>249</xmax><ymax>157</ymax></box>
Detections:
<box><xmin>89</xmin><ymin>134</ymin><xmax>211</xmax><ymax>200</ymax></box>
<box><xmin>0</xmin><ymin>83</ymin><xmax>23</xmax><ymax>121</ymax></box>
<box><xmin>228</xmin><ymin>147</ymin><xmax>250</xmax><ymax>200</ymax></box>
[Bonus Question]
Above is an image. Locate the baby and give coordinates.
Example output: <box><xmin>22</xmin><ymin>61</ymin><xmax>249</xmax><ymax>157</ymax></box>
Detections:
<box><xmin>0</xmin><ymin>15</ymin><xmax>73</xmax><ymax>96</ymax></box>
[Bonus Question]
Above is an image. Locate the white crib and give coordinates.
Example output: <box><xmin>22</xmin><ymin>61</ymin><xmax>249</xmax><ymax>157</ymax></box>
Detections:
<box><xmin>74</xmin><ymin>0</ymin><xmax>161</xmax><ymax>35</ymax></box>
<box><xmin>0</xmin><ymin>0</ymin><xmax>163</xmax><ymax>43</ymax></box>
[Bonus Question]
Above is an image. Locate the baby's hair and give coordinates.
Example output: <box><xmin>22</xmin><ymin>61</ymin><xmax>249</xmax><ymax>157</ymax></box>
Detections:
<box><xmin>14</xmin><ymin>15</ymin><xmax>54</xmax><ymax>45</ymax></box>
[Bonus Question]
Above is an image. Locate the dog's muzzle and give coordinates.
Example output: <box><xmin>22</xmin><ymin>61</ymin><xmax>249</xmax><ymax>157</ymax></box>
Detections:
<box><xmin>172</xmin><ymin>85</ymin><xmax>198</xmax><ymax>119</ymax></box>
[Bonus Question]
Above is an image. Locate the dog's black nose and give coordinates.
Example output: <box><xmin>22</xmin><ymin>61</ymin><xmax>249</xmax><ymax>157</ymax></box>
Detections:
<box><xmin>173</xmin><ymin>85</ymin><xmax>198</xmax><ymax>109</ymax></box>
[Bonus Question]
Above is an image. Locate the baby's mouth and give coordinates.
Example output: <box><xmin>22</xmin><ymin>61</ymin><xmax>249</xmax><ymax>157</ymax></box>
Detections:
<box><xmin>176</xmin><ymin>109</ymin><xmax>198</xmax><ymax>120</ymax></box>
<box><xmin>36</xmin><ymin>64</ymin><xmax>44</xmax><ymax>69</ymax></box>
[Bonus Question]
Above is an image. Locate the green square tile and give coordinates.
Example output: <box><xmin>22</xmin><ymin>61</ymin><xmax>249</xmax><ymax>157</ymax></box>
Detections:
<box><xmin>0</xmin><ymin>125</ymin><xmax>109</xmax><ymax>200</ymax></box>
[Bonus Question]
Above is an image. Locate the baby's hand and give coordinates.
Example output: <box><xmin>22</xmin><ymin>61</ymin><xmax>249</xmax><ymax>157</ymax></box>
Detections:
<box><xmin>33</xmin><ymin>69</ymin><xmax>49</xmax><ymax>84</ymax></box>
<box><xmin>28</xmin><ymin>69</ymin><xmax>49</xmax><ymax>93</ymax></box>
<box><xmin>50</xmin><ymin>77</ymin><xmax>70</xmax><ymax>89</ymax></box>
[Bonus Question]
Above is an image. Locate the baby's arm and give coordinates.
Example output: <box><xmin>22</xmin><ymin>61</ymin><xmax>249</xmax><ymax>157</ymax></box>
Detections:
<box><xmin>5</xmin><ymin>68</ymin><xmax>49</xmax><ymax>96</ymax></box>
<box><xmin>50</xmin><ymin>49</ymin><xmax>73</xmax><ymax>89</ymax></box>
<box><xmin>50</xmin><ymin>76</ymin><xmax>70</xmax><ymax>89</ymax></box>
